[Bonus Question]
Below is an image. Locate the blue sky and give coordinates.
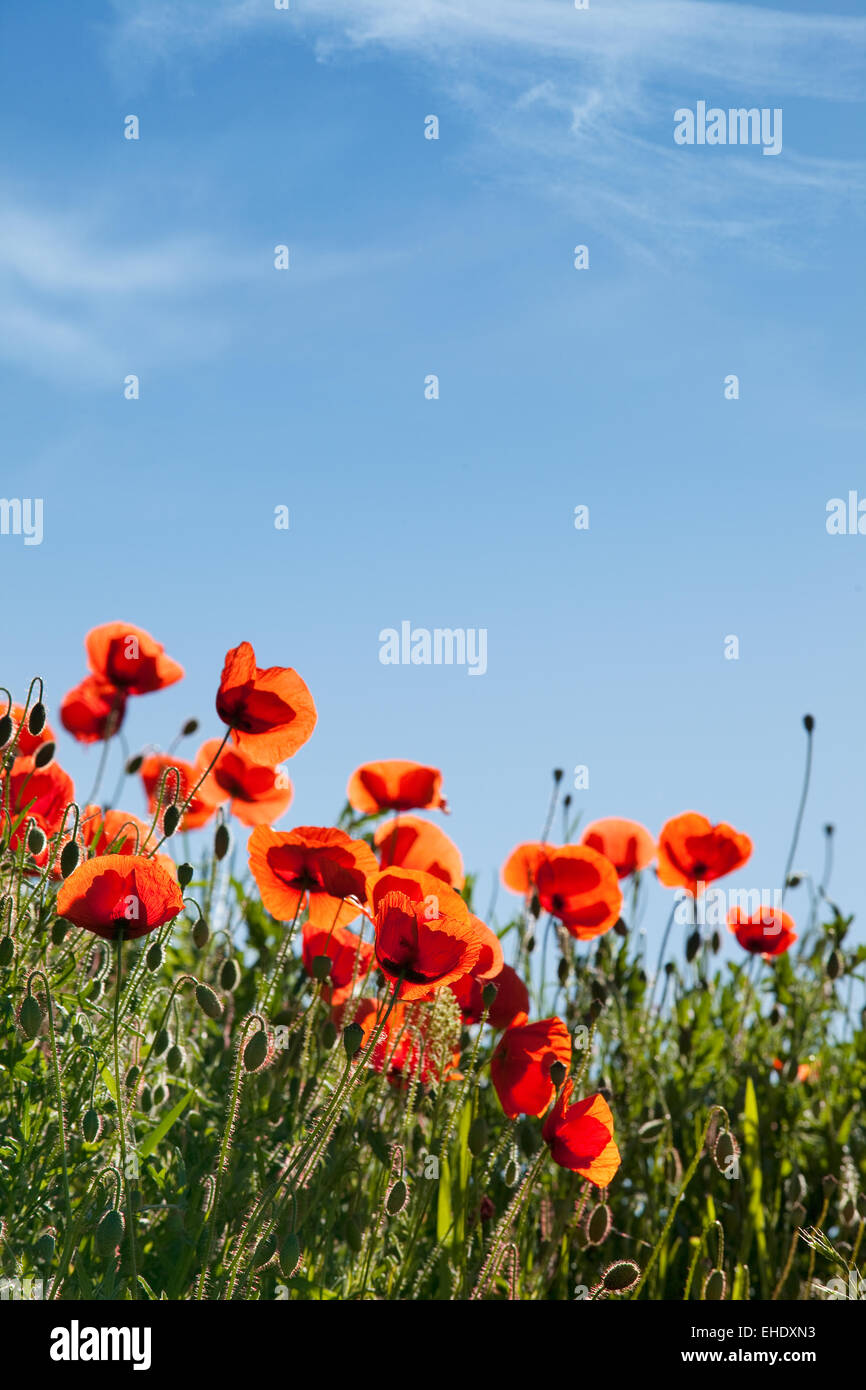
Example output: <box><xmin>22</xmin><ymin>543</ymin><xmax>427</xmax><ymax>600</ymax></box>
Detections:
<box><xmin>1</xmin><ymin>0</ymin><xmax>864</xmax><ymax>959</ymax></box>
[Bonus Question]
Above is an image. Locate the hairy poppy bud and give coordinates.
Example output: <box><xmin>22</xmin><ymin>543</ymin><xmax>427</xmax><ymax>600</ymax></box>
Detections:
<box><xmin>638</xmin><ymin>1117</ymin><xmax>667</xmax><ymax>1143</ymax></box>
<box><xmin>192</xmin><ymin>918</ymin><xmax>210</xmax><ymax>948</ymax></box>
<box><xmin>601</xmin><ymin>1259</ymin><xmax>640</xmax><ymax>1294</ymax></box>
<box><xmin>0</xmin><ymin>936</ymin><xmax>14</xmax><ymax>967</ymax></box>
<box><xmin>320</xmin><ymin>1020</ymin><xmax>337</xmax><ymax>1049</ymax></box>
<box><xmin>686</xmin><ymin>929</ymin><xmax>701</xmax><ymax>963</ymax></box>
<box><xmin>503</xmin><ymin>1157</ymin><xmax>520</xmax><ymax>1187</ymax></box>
<box><xmin>613</xmin><ymin>917</ymin><xmax>628</xmax><ymax>938</ymax></box>
<box><xmin>553</xmin><ymin>768</ymin><xmax>564</xmax><ymax>783</ymax></box>
<box><xmin>146</xmin><ymin>941</ymin><xmax>164</xmax><ymax>972</ymax></box>
<box><xmin>95</xmin><ymin>1209</ymin><xmax>125</xmax><ymax>1255</ymax></box>
<box><xmin>51</xmin><ymin>920</ymin><xmax>68</xmax><ymax>946</ymax></box>
<box><xmin>243</xmin><ymin>1030</ymin><xmax>270</xmax><ymax>1072</ymax></box>
<box><xmin>126</xmin><ymin>754</ymin><xmax>143</xmax><ymax>775</ymax></box>
<box><xmin>60</xmin><ymin>841</ymin><xmax>80</xmax><ymax>878</ymax></box>
<box><xmin>0</xmin><ymin>713</ymin><xmax>12</xmax><ymax>748</ymax></box>
<box><xmin>35</xmin><ymin>1230</ymin><xmax>56</xmax><ymax>1262</ymax></box>
<box><xmin>803</xmin><ymin>713</ymin><xmax>815</xmax><ymax>732</ymax></box>
<box><xmin>82</xmin><ymin>1108</ymin><xmax>101</xmax><ymax>1143</ymax></box>
<box><xmin>140</xmin><ymin>1086</ymin><xmax>153</xmax><ymax>1113</ymax></box>
<box><xmin>345</xmin><ymin>1216</ymin><xmax>363</xmax><ymax>1253</ymax></box>
<box><xmin>311</xmin><ymin>954</ymin><xmax>331</xmax><ymax>982</ymax></box>
<box><xmin>279</xmin><ymin>1233</ymin><xmax>301</xmax><ymax>1279</ymax></box>
<box><xmin>386</xmin><ymin>1179</ymin><xmax>409</xmax><ymax>1215</ymax></box>
<box><xmin>195</xmin><ymin>983</ymin><xmax>222</xmax><ymax>1020</ymax></box>
<box><xmin>713</xmin><ymin>1130</ymin><xmax>740</xmax><ymax>1174</ymax></box>
<box><xmin>586</xmin><ymin>1203</ymin><xmax>612</xmax><ymax>1246</ymax></box>
<box><xmin>481</xmin><ymin>981</ymin><xmax>498</xmax><ymax>1009</ymax></box>
<box><xmin>827</xmin><ymin>950</ymin><xmax>843</xmax><ymax>981</ymax></box>
<box><xmin>28</xmin><ymin>702</ymin><xmax>46</xmax><ymax>736</ymax></box>
<box><xmin>152</xmin><ymin>1082</ymin><xmax>167</xmax><ymax>1107</ymax></box>
<box><xmin>343</xmin><ymin>1022</ymin><xmax>364</xmax><ymax>1057</ymax></box>
<box><xmin>252</xmin><ymin>1231</ymin><xmax>278</xmax><ymax>1269</ymax></box>
<box><xmin>125</xmin><ymin>1065</ymin><xmax>140</xmax><ymax>1091</ymax></box>
<box><xmin>703</xmin><ymin>1269</ymin><xmax>726</xmax><ymax>1300</ymax></box>
<box><xmin>219</xmin><ymin>958</ymin><xmax>241</xmax><ymax>992</ymax></box>
<box><xmin>153</xmin><ymin>1027</ymin><xmax>169</xmax><ymax>1057</ymax></box>
<box><xmin>20</xmin><ymin>994</ymin><xmax>42</xmax><ymax>1039</ymax></box>
<box><xmin>177</xmin><ymin>863</ymin><xmax>194</xmax><ymax>891</ymax></box>
<box><xmin>162</xmin><ymin>805</ymin><xmax>180</xmax><ymax>838</ymax></box>
<box><xmin>557</xmin><ymin>957</ymin><xmax>570</xmax><ymax>985</ymax></box>
<box><xmin>166</xmin><ymin>1043</ymin><xmax>185</xmax><ymax>1072</ymax></box>
<box><xmin>549</xmin><ymin>1059</ymin><xmax>567</xmax><ymax>1088</ymax></box>
<box><xmin>182</xmin><ymin>718</ymin><xmax>199</xmax><ymax>737</ymax></box>
<box><xmin>710</xmin><ymin>930</ymin><xmax>721</xmax><ymax>953</ymax></box>
<box><xmin>468</xmin><ymin>1116</ymin><xmax>489</xmax><ymax>1155</ymax></box>
<box><xmin>27</xmin><ymin>822</ymin><xmax>47</xmax><ymax>856</ymax></box>
<box><xmin>214</xmin><ymin>823</ymin><xmax>231</xmax><ymax>861</ymax></box>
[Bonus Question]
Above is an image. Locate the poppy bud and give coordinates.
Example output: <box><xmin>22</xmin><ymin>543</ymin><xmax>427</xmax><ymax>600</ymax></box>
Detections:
<box><xmin>20</xmin><ymin>994</ymin><xmax>42</xmax><ymax>1039</ymax></box>
<box><xmin>549</xmin><ymin>1059</ymin><xmax>567</xmax><ymax>1088</ymax></box>
<box><xmin>586</xmin><ymin>1203</ymin><xmax>612</xmax><ymax>1246</ymax></box>
<box><xmin>386</xmin><ymin>1179</ymin><xmax>409</xmax><ymax>1215</ymax></box>
<box><xmin>214</xmin><ymin>824</ymin><xmax>231</xmax><ymax>861</ymax></box>
<box><xmin>345</xmin><ymin>1217</ymin><xmax>363</xmax><ymax>1253</ymax></box>
<box><xmin>0</xmin><ymin>713</ymin><xmax>12</xmax><ymax>747</ymax></box>
<box><xmin>82</xmin><ymin>1108</ymin><xmax>101</xmax><ymax>1143</ymax></box>
<box><xmin>613</xmin><ymin>917</ymin><xmax>628</xmax><ymax>938</ymax></box>
<box><xmin>503</xmin><ymin>1157</ymin><xmax>519</xmax><ymax>1186</ymax></box>
<box><xmin>34</xmin><ymin>740</ymin><xmax>55</xmax><ymax>768</ymax></box>
<box><xmin>557</xmin><ymin>957</ymin><xmax>570</xmax><ymax>985</ymax></box>
<box><xmin>243</xmin><ymin>1030</ymin><xmax>270</xmax><ymax>1072</ymax></box>
<box><xmin>125</xmin><ymin>1065</ymin><xmax>140</xmax><ymax>1091</ymax></box>
<box><xmin>803</xmin><ymin>714</ymin><xmax>815</xmax><ymax>732</ymax></box>
<box><xmin>192</xmin><ymin>918</ymin><xmax>210</xmax><ymax>948</ymax></box>
<box><xmin>95</xmin><ymin>1209</ymin><xmax>125</xmax><ymax>1255</ymax></box>
<box><xmin>219</xmin><ymin>958</ymin><xmax>241</xmax><ymax>992</ymax></box>
<box><xmin>686</xmin><ymin>929</ymin><xmax>701</xmax><ymax>963</ymax></box>
<box><xmin>553</xmin><ymin>768</ymin><xmax>563</xmax><ymax>784</ymax></box>
<box><xmin>827</xmin><ymin>950</ymin><xmax>843</xmax><ymax>981</ymax></box>
<box><xmin>28</xmin><ymin>702</ymin><xmax>47</xmax><ymax>737</ymax></box>
<box><xmin>126</xmin><ymin>754</ymin><xmax>143</xmax><ymax>775</ymax></box>
<box><xmin>601</xmin><ymin>1259</ymin><xmax>640</xmax><ymax>1294</ymax></box>
<box><xmin>153</xmin><ymin>1027</ymin><xmax>170</xmax><ymax>1057</ymax></box>
<box><xmin>195</xmin><ymin>983</ymin><xmax>222</xmax><ymax>1020</ymax></box>
<box><xmin>31</xmin><ymin>824</ymin><xmax>52</xmax><ymax>860</ymax></box>
<box><xmin>703</xmin><ymin>1269</ymin><xmax>726</xmax><ymax>1300</ymax></box>
<box><xmin>182</xmin><ymin>718</ymin><xmax>199</xmax><ymax>737</ymax></box>
<box><xmin>638</xmin><ymin>1117</ymin><xmax>667</xmax><ymax>1143</ymax></box>
<box><xmin>468</xmin><ymin>1116</ymin><xmax>489</xmax><ymax>1155</ymax></box>
<box><xmin>35</xmin><ymin>1230</ymin><xmax>56</xmax><ymax>1262</ymax></box>
<box><xmin>0</xmin><ymin>936</ymin><xmax>14</xmax><ymax>967</ymax></box>
<box><xmin>343</xmin><ymin>1022</ymin><xmax>364</xmax><ymax>1057</ymax></box>
<box><xmin>60</xmin><ymin>841</ymin><xmax>80</xmax><ymax>878</ymax></box>
<box><xmin>713</xmin><ymin>1130</ymin><xmax>740</xmax><ymax>1174</ymax></box>
<box><xmin>529</xmin><ymin>892</ymin><xmax>541</xmax><ymax>920</ymax></box>
<box><xmin>178</xmin><ymin>863</ymin><xmax>194</xmax><ymax>890</ymax></box>
<box><xmin>311</xmin><ymin>954</ymin><xmax>332</xmax><ymax>982</ymax></box>
<box><xmin>710</xmin><ymin>930</ymin><xmax>721</xmax><ymax>953</ymax></box>
<box><xmin>140</xmin><ymin>1087</ymin><xmax>153</xmax><ymax>1113</ymax></box>
<box><xmin>587</xmin><ymin>998</ymin><xmax>603</xmax><ymax>1023</ymax></box>
<box><xmin>769</xmin><ymin>1005</ymin><xmax>782</xmax><ymax>1026</ymax></box>
<box><xmin>146</xmin><ymin>941</ymin><xmax>164</xmax><ymax>972</ymax></box>
<box><xmin>152</xmin><ymin>1082</ymin><xmax>167</xmax><ymax>1107</ymax></box>
<box><xmin>787</xmin><ymin>874</ymin><xmax>801</xmax><ymax>888</ymax></box>
<box><xmin>163</xmin><ymin>805</ymin><xmax>180</xmax><ymax>838</ymax></box>
<box><xmin>51</xmin><ymin>920</ymin><xmax>68</xmax><ymax>946</ymax></box>
<box><xmin>252</xmin><ymin>1231</ymin><xmax>278</xmax><ymax>1269</ymax></box>
<box><xmin>279</xmin><ymin>1232</ymin><xmax>301</xmax><ymax>1279</ymax></box>
<box><xmin>167</xmin><ymin>1043</ymin><xmax>185</xmax><ymax>1072</ymax></box>
<box><xmin>320</xmin><ymin>1020</ymin><xmax>337</xmax><ymax>1049</ymax></box>
<box><xmin>481</xmin><ymin>981</ymin><xmax>498</xmax><ymax>1009</ymax></box>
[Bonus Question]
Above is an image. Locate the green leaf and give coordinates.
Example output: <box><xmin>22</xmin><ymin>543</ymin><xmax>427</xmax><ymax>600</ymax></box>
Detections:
<box><xmin>139</xmin><ymin>1091</ymin><xmax>192</xmax><ymax>1159</ymax></box>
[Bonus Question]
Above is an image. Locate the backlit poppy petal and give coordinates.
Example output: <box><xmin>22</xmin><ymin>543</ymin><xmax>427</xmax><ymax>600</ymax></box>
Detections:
<box><xmin>347</xmin><ymin>761</ymin><xmax>447</xmax><ymax>815</ymax></box>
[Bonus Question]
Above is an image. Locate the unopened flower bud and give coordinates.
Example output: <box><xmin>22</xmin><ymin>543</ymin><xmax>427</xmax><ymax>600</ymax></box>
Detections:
<box><xmin>177</xmin><ymin>863</ymin><xmax>194</xmax><ymax>890</ymax></box>
<box><xmin>481</xmin><ymin>982</ymin><xmax>498</xmax><ymax>1009</ymax></box>
<box><xmin>549</xmin><ymin>1060</ymin><xmax>567</xmax><ymax>1088</ymax></box>
<box><xmin>343</xmin><ymin>1022</ymin><xmax>364</xmax><ymax>1057</ymax></box>
<box><xmin>34</xmin><ymin>741</ymin><xmax>55</xmax><ymax>769</ymax></box>
<box><xmin>195</xmin><ymin>983</ymin><xmax>222</xmax><ymax>1020</ymax></box>
<box><xmin>60</xmin><ymin>841</ymin><xmax>80</xmax><ymax>878</ymax></box>
<box><xmin>28</xmin><ymin>702</ymin><xmax>46</xmax><ymax>737</ymax></box>
<box><xmin>311</xmin><ymin>955</ymin><xmax>332</xmax><ymax>982</ymax></box>
<box><xmin>162</xmin><ymin>805</ymin><xmax>180</xmax><ymax>838</ymax></box>
<box><xmin>214</xmin><ymin>824</ymin><xmax>231</xmax><ymax>861</ymax></box>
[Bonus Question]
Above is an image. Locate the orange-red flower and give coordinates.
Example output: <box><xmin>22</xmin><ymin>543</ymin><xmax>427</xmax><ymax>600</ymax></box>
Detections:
<box><xmin>248</xmin><ymin>825</ymin><xmax>377</xmax><ymax>929</ymax></box>
<box><xmin>452</xmin><ymin>961</ymin><xmax>530</xmax><ymax>1029</ymax></box>
<box><xmin>542</xmin><ymin>1081</ymin><xmax>621</xmax><ymax>1186</ymax></box>
<box><xmin>216</xmin><ymin>642</ymin><xmax>316</xmax><ymax>766</ymax></box>
<box><xmin>2</xmin><ymin>757</ymin><xmax>74</xmax><ymax>850</ymax></box>
<box><xmin>581</xmin><ymin>818</ymin><xmax>655</xmax><ymax>879</ymax></box>
<box><xmin>657</xmin><ymin>812</ymin><xmax>752</xmax><ymax>896</ymax></box>
<box><xmin>374</xmin><ymin>815</ymin><xmax>464</xmax><ymax>888</ymax></box>
<box><xmin>372</xmin><ymin>890</ymin><xmax>485</xmax><ymax>1002</ymax></box>
<box><xmin>81</xmin><ymin>807</ymin><xmax>151</xmax><ymax>856</ymax></box>
<box><xmin>56</xmin><ymin>854</ymin><xmax>184</xmax><ymax>941</ymax></box>
<box><xmin>86</xmin><ymin>621</ymin><xmax>183</xmax><ymax>695</ymax></box>
<box><xmin>347</xmin><ymin>761</ymin><xmax>447</xmax><ymax>815</ymax></box>
<box><xmin>140</xmin><ymin>755</ymin><xmax>220</xmax><ymax>832</ymax></box>
<box><xmin>6</xmin><ymin>703</ymin><xmax>56</xmax><ymax>757</ymax></box>
<box><xmin>728</xmin><ymin>906</ymin><xmax>797</xmax><ymax>958</ymax></box>
<box><xmin>60</xmin><ymin>676</ymin><xmax>126</xmax><ymax>744</ymax></box>
<box><xmin>195</xmin><ymin>738</ymin><xmax>293</xmax><ymax>827</ymax></box>
<box><xmin>335</xmin><ymin>998</ymin><xmax>461</xmax><ymax>1089</ymax></box>
<box><xmin>501</xmin><ymin>842</ymin><xmax>550</xmax><ymax>895</ymax></box>
<box><xmin>301</xmin><ymin>919</ymin><xmax>374</xmax><ymax>1005</ymax></box>
<box><xmin>491</xmin><ymin>1014</ymin><xmax>572</xmax><ymax>1117</ymax></box>
<box><xmin>536</xmin><ymin>846</ymin><xmax>622</xmax><ymax>940</ymax></box>
<box><xmin>366</xmin><ymin>866</ymin><xmax>470</xmax><ymax>923</ymax></box>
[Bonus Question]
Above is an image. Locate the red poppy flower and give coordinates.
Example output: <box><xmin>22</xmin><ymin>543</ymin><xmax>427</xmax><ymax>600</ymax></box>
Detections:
<box><xmin>380</xmin><ymin>1001</ymin><xmax>462</xmax><ymax>1088</ymax></box>
<box><xmin>374</xmin><ymin>815</ymin><xmax>464</xmax><ymax>888</ymax></box>
<box><xmin>728</xmin><ymin>907</ymin><xmax>796</xmax><ymax>958</ymax></box>
<box><xmin>81</xmin><ymin>807</ymin><xmax>151</xmax><ymax>856</ymax></box>
<box><xmin>501</xmin><ymin>842</ymin><xmax>550</xmax><ymax>895</ymax></box>
<box><xmin>580</xmin><ymin>818</ymin><xmax>655</xmax><ymax>879</ymax></box>
<box><xmin>657</xmin><ymin>812</ymin><xmax>752</xmax><ymax>896</ymax></box>
<box><xmin>535</xmin><ymin>846</ymin><xmax>622</xmax><ymax>940</ymax></box>
<box><xmin>216</xmin><ymin>642</ymin><xmax>316</xmax><ymax>767</ymax></box>
<box><xmin>542</xmin><ymin>1081</ymin><xmax>621</xmax><ymax>1186</ymax></box>
<box><xmin>301</xmin><ymin>919</ymin><xmax>374</xmax><ymax>1005</ymax></box>
<box><xmin>452</xmin><ymin>961</ymin><xmax>530</xmax><ymax>1029</ymax></box>
<box><xmin>195</xmin><ymin>738</ymin><xmax>293</xmax><ymax>828</ymax></box>
<box><xmin>373</xmin><ymin>890</ymin><xmax>485</xmax><ymax>1002</ymax></box>
<box><xmin>140</xmin><ymin>755</ymin><xmax>220</xmax><ymax>833</ymax></box>
<box><xmin>490</xmin><ymin>1014</ymin><xmax>572</xmax><ymax>1118</ymax></box>
<box><xmin>248</xmin><ymin>825</ymin><xmax>377</xmax><ymax>929</ymax></box>
<box><xmin>86</xmin><ymin>622</ymin><xmax>183</xmax><ymax>695</ymax></box>
<box><xmin>56</xmin><ymin>854</ymin><xmax>184</xmax><ymax>941</ymax></box>
<box><xmin>347</xmin><ymin>761</ymin><xmax>447</xmax><ymax>815</ymax></box>
<box><xmin>772</xmin><ymin>1057</ymin><xmax>815</xmax><ymax>1083</ymax></box>
<box><xmin>2</xmin><ymin>757</ymin><xmax>74</xmax><ymax>850</ymax></box>
<box><xmin>366</xmin><ymin>866</ymin><xmax>470</xmax><ymax>924</ymax></box>
<box><xmin>60</xmin><ymin>676</ymin><xmax>126</xmax><ymax>744</ymax></box>
<box><xmin>6</xmin><ymin>703</ymin><xmax>56</xmax><ymax>757</ymax></box>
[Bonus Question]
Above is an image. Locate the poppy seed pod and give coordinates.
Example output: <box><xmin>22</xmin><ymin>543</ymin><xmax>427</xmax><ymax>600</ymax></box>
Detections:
<box><xmin>195</xmin><ymin>983</ymin><xmax>222</xmax><ymax>1020</ymax></box>
<box><xmin>34</xmin><ymin>740</ymin><xmax>55</xmax><ymax>768</ymax></box>
<box><xmin>28</xmin><ymin>702</ymin><xmax>47</xmax><ymax>736</ymax></box>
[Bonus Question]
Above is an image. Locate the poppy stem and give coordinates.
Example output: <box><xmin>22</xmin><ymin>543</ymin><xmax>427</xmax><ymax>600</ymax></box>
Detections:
<box><xmin>147</xmin><ymin>726</ymin><xmax>232</xmax><ymax>855</ymax></box>
<box><xmin>113</xmin><ymin>932</ymin><xmax>139</xmax><ymax>1299</ymax></box>
<box><xmin>781</xmin><ymin>719</ymin><xmax>813</xmax><ymax>906</ymax></box>
<box><xmin>83</xmin><ymin>694</ymin><xmax>123</xmax><ymax>808</ymax></box>
<box><xmin>648</xmin><ymin>901</ymin><xmax>678</xmax><ymax>1014</ymax></box>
